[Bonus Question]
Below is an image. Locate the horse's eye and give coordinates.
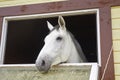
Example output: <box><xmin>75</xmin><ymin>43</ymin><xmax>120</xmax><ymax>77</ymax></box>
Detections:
<box><xmin>56</xmin><ymin>36</ymin><xmax>62</xmax><ymax>41</ymax></box>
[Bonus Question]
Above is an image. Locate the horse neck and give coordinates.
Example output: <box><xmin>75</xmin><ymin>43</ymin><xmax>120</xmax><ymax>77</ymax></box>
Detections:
<box><xmin>67</xmin><ymin>39</ymin><xmax>80</xmax><ymax>63</ymax></box>
<box><xmin>64</xmin><ymin>33</ymin><xmax>81</xmax><ymax>63</ymax></box>
<box><xmin>66</xmin><ymin>31</ymin><xmax>87</xmax><ymax>63</ymax></box>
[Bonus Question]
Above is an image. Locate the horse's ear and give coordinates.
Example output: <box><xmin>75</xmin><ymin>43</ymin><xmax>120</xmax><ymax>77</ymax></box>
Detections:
<box><xmin>58</xmin><ymin>16</ymin><xmax>66</xmax><ymax>30</ymax></box>
<box><xmin>47</xmin><ymin>21</ymin><xmax>54</xmax><ymax>31</ymax></box>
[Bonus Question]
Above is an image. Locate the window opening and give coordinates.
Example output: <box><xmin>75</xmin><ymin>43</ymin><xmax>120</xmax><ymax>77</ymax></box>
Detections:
<box><xmin>0</xmin><ymin>9</ymin><xmax>100</xmax><ymax>65</ymax></box>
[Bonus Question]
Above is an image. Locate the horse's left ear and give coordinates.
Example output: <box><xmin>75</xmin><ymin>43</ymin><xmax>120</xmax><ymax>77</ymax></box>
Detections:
<box><xmin>58</xmin><ymin>16</ymin><xmax>66</xmax><ymax>30</ymax></box>
<box><xmin>47</xmin><ymin>21</ymin><xmax>54</xmax><ymax>31</ymax></box>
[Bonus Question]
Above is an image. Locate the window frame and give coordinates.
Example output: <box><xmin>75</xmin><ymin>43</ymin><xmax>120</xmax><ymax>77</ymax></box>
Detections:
<box><xmin>0</xmin><ymin>9</ymin><xmax>101</xmax><ymax>65</ymax></box>
<box><xmin>0</xmin><ymin>9</ymin><xmax>100</xmax><ymax>80</ymax></box>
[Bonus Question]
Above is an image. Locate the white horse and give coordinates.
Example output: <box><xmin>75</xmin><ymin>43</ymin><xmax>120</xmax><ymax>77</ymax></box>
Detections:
<box><xmin>35</xmin><ymin>16</ymin><xmax>87</xmax><ymax>72</ymax></box>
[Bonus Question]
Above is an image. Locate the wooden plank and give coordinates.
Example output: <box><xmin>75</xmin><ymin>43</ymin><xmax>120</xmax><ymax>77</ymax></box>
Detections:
<box><xmin>0</xmin><ymin>0</ymin><xmax>66</xmax><ymax>8</ymax></box>
<box><xmin>113</xmin><ymin>41</ymin><xmax>120</xmax><ymax>51</ymax></box>
<box><xmin>0</xmin><ymin>65</ymin><xmax>91</xmax><ymax>80</ymax></box>
<box><xmin>113</xmin><ymin>52</ymin><xmax>120</xmax><ymax>63</ymax></box>
<box><xmin>114</xmin><ymin>64</ymin><xmax>120</xmax><ymax>75</ymax></box>
<box><xmin>112</xmin><ymin>29</ymin><xmax>120</xmax><ymax>40</ymax></box>
<box><xmin>111</xmin><ymin>6</ymin><xmax>120</xmax><ymax>19</ymax></box>
<box><xmin>112</xmin><ymin>6</ymin><xmax>120</xmax><ymax>80</ymax></box>
<box><xmin>115</xmin><ymin>76</ymin><xmax>120</xmax><ymax>80</ymax></box>
<box><xmin>112</xmin><ymin>19</ymin><xmax>120</xmax><ymax>29</ymax></box>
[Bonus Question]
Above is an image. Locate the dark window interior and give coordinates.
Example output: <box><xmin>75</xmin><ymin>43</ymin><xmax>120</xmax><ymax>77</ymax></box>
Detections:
<box><xmin>4</xmin><ymin>14</ymin><xmax>97</xmax><ymax>64</ymax></box>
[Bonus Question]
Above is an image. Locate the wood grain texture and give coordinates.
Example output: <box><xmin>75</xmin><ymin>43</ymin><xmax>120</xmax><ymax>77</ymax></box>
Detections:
<box><xmin>0</xmin><ymin>0</ymin><xmax>66</xmax><ymax>7</ymax></box>
<box><xmin>112</xmin><ymin>19</ymin><xmax>120</xmax><ymax>29</ymax></box>
<box><xmin>0</xmin><ymin>66</ymin><xmax>91</xmax><ymax>80</ymax></box>
<box><xmin>115</xmin><ymin>76</ymin><xmax>120</xmax><ymax>80</ymax></box>
<box><xmin>114</xmin><ymin>64</ymin><xmax>120</xmax><ymax>75</ymax></box>
<box><xmin>112</xmin><ymin>6</ymin><xmax>120</xmax><ymax>80</ymax></box>
<box><xmin>112</xmin><ymin>30</ymin><xmax>120</xmax><ymax>40</ymax></box>
<box><xmin>114</xmin><ymin>52</ymin><xmax>120</xmax><ymax>63</ymax></box>
<box><xmin>111</xmin><ymin>6</ymin><xmax>120</xmax><ymax>19</ymax></box>
<box><xmin>113</xmin><ymin>41</ymin><xmax>120</xmax><ymax>52</ymax></box>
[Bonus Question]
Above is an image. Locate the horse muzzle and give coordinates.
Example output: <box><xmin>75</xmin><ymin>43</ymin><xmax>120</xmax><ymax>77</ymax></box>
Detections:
<box><xmin>35</xmin><ymin>55</ymin><xmax>53</xmax><ymax>73</ymax></box>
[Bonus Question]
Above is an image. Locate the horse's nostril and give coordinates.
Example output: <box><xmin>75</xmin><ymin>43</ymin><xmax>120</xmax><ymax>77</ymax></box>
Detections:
<box><xmin>41</xmin><ymin>60</ymin><xmax>45</xmax><ymax>66</ymax></box>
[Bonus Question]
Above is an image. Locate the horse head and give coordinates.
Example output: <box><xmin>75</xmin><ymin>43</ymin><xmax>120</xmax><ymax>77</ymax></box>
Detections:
<box><xmin>35</xmin><ymin>16</ymin><xmax>86</xmax><ymax>72</ymax></box>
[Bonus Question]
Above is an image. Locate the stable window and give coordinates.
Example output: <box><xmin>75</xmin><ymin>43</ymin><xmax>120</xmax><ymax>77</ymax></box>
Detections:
<box><xmin>0</xmin><ymin>9</ymin><xmax>101</xmax><ymax>80</ymax></box>
<box><xmin>0</xmin><ymin>9</ymin><xmax>100</xmax><ymax>65</ymax></box>
<box><xmin>0</xmin><ymin>9</ymin><xmax>100</xmax><ymax>80</ymax></box>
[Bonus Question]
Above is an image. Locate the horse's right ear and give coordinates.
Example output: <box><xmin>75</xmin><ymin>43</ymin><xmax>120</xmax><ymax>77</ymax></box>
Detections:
<box><xmin>47</xmin><ymin>21</ymin><xmax>54</xmax><ymax>31</ymax></box>
<box><xmin>58</xmin><ymin>16</ymin><xmax>66</xmax><ymax>30</ymax></box>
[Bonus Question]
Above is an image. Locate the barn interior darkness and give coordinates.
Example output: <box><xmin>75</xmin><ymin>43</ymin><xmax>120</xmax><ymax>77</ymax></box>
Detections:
<box><xmin>4</xmin><ymin>14</ymin><xmax>97</xmax><ymax>64</ymax></box>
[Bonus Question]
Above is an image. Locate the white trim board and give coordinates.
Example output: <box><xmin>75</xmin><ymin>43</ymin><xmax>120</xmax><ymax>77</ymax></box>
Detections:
<box><xmin>0</xmin><ymin>9</ymin><xmax>101</xmax><ymax>66</ymax></box>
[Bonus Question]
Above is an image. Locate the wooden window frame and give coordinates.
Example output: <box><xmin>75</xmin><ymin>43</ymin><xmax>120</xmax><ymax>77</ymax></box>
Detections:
<box><xmin>0</xmin><ymin>9</ymin><xmax>100</xmax><ymax>80</ymax></box>
<box><xmin>0</xmin><ymin>9</ymin><xmax>101</xmax><ymax>65</ymax></box>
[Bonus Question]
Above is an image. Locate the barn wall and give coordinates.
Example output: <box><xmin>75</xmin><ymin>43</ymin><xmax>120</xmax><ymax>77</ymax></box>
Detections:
<box><xmin>111</xmin><ymin>6</ymin><xmax>120</xmax><ymax>80</ymax></box>
<box><xmin>0</xmin><ymin>0</ymin><xmax>66</xmax><ymax>7</ymax></box>
<box><xmin>0</xmin><ymin>0</ymin><xmax>119</xmax><ymax>80</ymax></box>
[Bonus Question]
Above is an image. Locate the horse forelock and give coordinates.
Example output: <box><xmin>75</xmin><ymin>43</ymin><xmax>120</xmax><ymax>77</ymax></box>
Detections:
<box><xmin>49</xmin><ymin>25</ymin><xmax>60</xmax><ymax>33</ymax></box>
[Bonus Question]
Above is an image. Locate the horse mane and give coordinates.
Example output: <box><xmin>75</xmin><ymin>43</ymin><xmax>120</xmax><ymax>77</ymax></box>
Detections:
<box><xmin>67</xmin><ymin>31</ymin><xmax>87</xmax><ymax>62</ymax></box>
